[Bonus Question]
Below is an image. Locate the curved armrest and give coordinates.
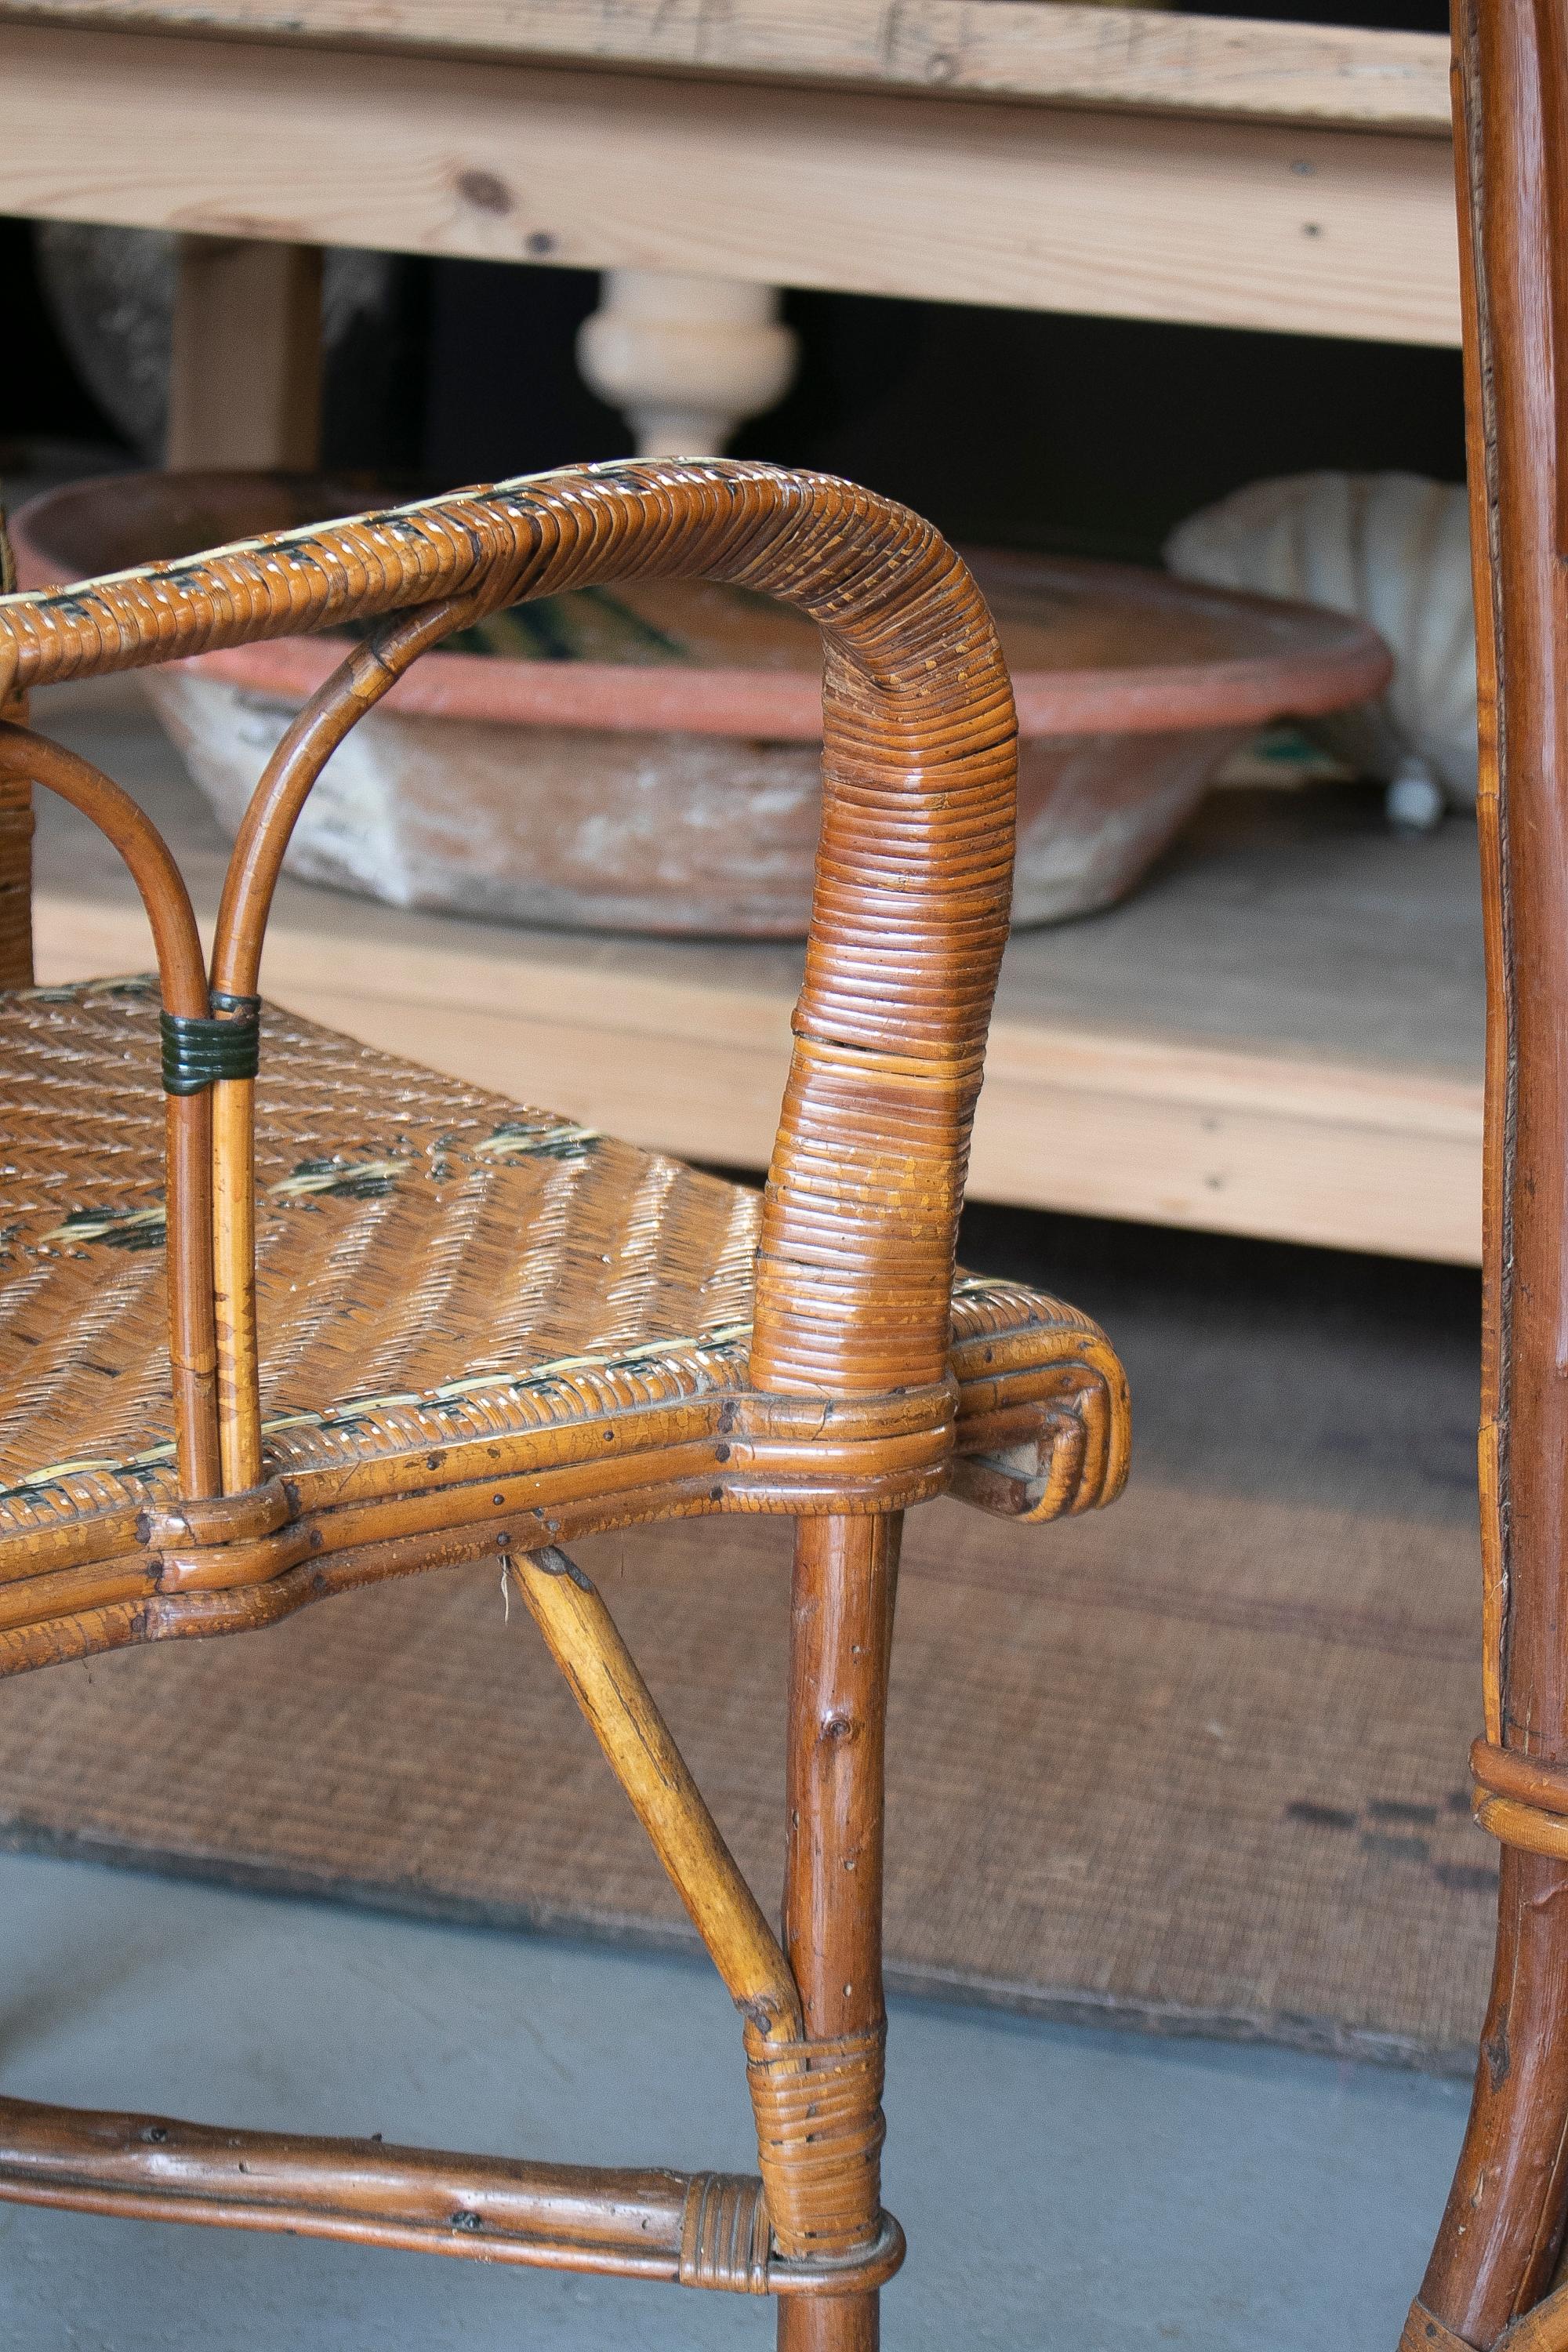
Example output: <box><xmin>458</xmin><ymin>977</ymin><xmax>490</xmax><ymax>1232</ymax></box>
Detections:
<box><xmin>0</xmin><ymin>460</ymin><xmax>1016</xmax><ymax>1494</ymax></box>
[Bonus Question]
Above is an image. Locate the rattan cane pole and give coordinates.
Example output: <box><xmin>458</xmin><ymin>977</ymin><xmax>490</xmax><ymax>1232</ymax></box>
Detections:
<box><xmin>0</xmin><ymin>764</ymin><xmax>31</xmax><ymax>989</ymax></box>
<box><xmin>0</xmin><ymin>502</ymin><xmax>28</xmax><ymax>987</ymax></box>
<box><xmin>207</xmin><ymin>601</ymin><xmax>480</xmax><ymax>1482</ymax></box>
<box><xmin>775</xmin><ymin>1512</ymin><xmax>898</xmax><ymax>2347</ymax></box>
<box><xmin>211</xmin><ymin>1073</ymin><xmax>259</xmax><ymax>1494</ymax></box>
<box><xmin>0</xmin><ymin>724</ymin><xmax>220</xmax><ymax>1496</ymax></box>
<box><xmin>211</xmin><ymin>599</ymin><xmax>481</xmax><ymax>1000</ymax></box>
<box><xmin>514</xmin><ymin>1545</ymin><xmax>804</xmax><ymax>2044</ymax></box>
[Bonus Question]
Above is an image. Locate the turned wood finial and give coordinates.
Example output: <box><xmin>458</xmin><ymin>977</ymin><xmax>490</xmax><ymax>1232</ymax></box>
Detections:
<box><xmin>577</xmin><ymin>270</ymin><xmax>798</xmax><ymax>456</ymax></box>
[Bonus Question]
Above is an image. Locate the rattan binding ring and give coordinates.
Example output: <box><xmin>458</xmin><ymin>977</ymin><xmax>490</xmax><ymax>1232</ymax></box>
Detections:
<box><xmin>744</xmin><ymin>2021</ymin><xmax>887</xmax><ymax>2263</ymax></box>
<box><xmin>1470</xmin><ymin>1737</ymin><xmax>1568</xmax><ymax>1860</ymax></box>
<box><xmin>677</xmin><ymin>2172</ymin><xmax>771</xmax><ymax>2295</ymax></box>
<box><xmin>1398</xmin><ymin>2299</ymin><xmax>1479</xmax><ymax>2350</ymax></box>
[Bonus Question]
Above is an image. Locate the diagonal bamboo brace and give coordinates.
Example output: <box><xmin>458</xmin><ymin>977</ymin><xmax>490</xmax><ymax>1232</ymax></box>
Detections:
<box><xmin>1494</xmin><ymin>2288</ymin><xmax>1568</xmax><ymax>2351</ymax></box>
<box><xmin>512</xmin><ymin>1545</ymin><xmax>804</xmax><ymax>2047</ymax></box>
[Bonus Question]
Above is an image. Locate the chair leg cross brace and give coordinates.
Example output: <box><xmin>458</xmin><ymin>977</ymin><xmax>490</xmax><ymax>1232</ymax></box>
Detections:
<box><xmin>0</xmin><ymin>1531</ymin><xmax>904</xmax><ymax>2317</ymax></box>
<box><xmin>0</xmin><ymin>2095</ymin><xmax>902</xmax><ymax>2295</ymax></box>
<box><xmin>511</xmin><ymin>1541</ymin><xmax>902</xmax><ymax>2295</ymax></box>
<box><xmin>510</xmin><ymin>1544</ymin><xmax>806</xmax><ymax>2048</ymax></box>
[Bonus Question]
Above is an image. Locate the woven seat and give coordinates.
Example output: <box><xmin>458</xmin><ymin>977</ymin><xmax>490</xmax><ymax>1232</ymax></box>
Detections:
<box><xmin>0</xmin><ymin>976</ymin><xmax>1120</xmax><ymax>1665</ymax></box>
<box><xmin>0</xmin><ymin>458</ymin><xmax>1129</xmax><ymax>2340</ymax></box>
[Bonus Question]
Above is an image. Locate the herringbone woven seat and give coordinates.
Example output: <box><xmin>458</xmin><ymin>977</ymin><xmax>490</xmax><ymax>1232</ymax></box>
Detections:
<box><xmin>0</xmin><ymin>976</ymin><xmax>1120</xmax><ymax>1668</ymax></box>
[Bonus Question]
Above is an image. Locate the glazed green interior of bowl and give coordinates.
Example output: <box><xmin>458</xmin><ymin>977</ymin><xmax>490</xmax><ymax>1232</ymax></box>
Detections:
<box><xmin>409</xmin><ymin>579</ymin><xmax>818</xmax><ymax>670</ymax></box>
<box><xmin>443</xmin><ymin>588</ymin><xmax>693</xmax><ymax>666</ymax></box>
<box><xmin>390</xmin><ymin>557</ymin><xmax>1335</xmax><ymax>677</ymax></box>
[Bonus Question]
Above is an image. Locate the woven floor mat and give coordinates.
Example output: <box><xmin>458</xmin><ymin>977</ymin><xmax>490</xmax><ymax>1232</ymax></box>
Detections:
<box><xmin>0</xmin><ymin>1458</ymin><xmax>1492</xmax><ymax>2071</ymax></box>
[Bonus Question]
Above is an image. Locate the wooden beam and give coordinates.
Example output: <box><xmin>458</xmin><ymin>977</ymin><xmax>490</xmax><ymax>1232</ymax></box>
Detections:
<box><xmin>0</xmin><ymin>2</ymin><xmax>1455</xmax><ymax>133</ymax></box>
<box><xmin>167</xmin><ymin>236</ymin><xmax>323</xmax><ymax>471</ymax></box>
<box><xmin>27</xmin><ymin>684</ymin><xmax>1485</xmax><ymax>1269</ymax></box>
<box><xmin>28</xmin><ymin>883</ymin><xmax>1484</xmax><ymax>1265</ymax></box>
<box><xmin>0</xmin><ymin>24</ymin><xmax>1461</xmax><ymax>343</ymax></box>
<box><xmin>972</xmin><ymin>1025</ymin><xmax>1481</xmax><ymax>1266</ymax></box>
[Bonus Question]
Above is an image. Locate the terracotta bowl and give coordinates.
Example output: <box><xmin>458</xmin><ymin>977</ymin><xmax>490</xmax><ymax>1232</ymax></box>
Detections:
<box><xmin>13</xmin><ymin>472</ymin><xmax>1392</xmax><ymax>936</ymax></box>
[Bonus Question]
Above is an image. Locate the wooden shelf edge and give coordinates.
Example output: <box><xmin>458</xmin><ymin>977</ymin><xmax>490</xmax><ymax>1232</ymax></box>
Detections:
<box><xmin>0</xmin><ymin>21</ymin><xmax>1460</xmax><ymax>343</ymax></box>
<box><xmin>0</xmin><ymin>2</ymin><xmax>1455</xmax><ymax>133</ymax></box>
<box><xmin>30</xmin><ymin>888</ymin><xmax>1483</xmax><ymax>1266</ymax></box>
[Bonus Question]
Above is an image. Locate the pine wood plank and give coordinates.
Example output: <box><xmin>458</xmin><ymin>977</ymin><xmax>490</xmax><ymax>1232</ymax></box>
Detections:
<box><xmin>25</xmin><ymin>691</ymin><xmax>1486</xmax><ymax>1265</ymax></box>
<box><xmin>27</xmin><ymin>885</ymin><xmax>1483</xmax><ymax>1263</ymax></box>
<box><xmin>0</xmin><ymin>23</ymin><xmax>1462</xmax><ymax>344</ymax></box>
<box><xmin>0</xmin><ymin>2</ymin><xmax>1454</xmax><ymax>132</ymax></box>
<box><xmin>167</xmin><ymin>238</ymin><xmax>322</xmax><ymax>472</ymax></box>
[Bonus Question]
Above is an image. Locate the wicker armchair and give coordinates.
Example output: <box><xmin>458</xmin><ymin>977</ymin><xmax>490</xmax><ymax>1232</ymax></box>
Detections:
<box><xmin>0</xmin><ymin>459</ymin><xmax>1127</xmax><ymax>2345</ymax></box>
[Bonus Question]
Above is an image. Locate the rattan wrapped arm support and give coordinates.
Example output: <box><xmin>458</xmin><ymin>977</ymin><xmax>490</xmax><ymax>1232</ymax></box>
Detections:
<box><xmin>0</xmin><ymin>460</ymin><xmax>1018</xmax><ymax>1502</ymax></box>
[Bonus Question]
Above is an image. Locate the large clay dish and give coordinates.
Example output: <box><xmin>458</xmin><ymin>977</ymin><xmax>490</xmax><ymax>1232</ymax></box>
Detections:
<box><xmin>13</xmin><ymin>472</ymin><xmax>1391</xmax><ymax>935</ymax></box>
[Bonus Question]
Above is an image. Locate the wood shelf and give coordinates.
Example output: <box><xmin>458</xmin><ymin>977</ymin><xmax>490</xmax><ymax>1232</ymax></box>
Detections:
<box><xmin>0</xmin><ymin>3</ymin><xmax>1454</xmax><ymax>132</ymax></box>
<box><xmin>0</xmin><ymin>5</ymin><xmax>1461</xmax><ymax>344</ymax></box>
<box><xmin>29</xmin><ymin>683</ymin><xmax>1484</xmax><ymax>1266</ymax></box>
<box><xmin>1</xmin><ymin>0</ymin><xmax>1479</xmax><ymax>1254</ymax></box>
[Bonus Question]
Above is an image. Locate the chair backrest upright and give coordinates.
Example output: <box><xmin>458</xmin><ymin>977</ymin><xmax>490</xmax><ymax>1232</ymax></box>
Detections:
<box><xmin>1413</xmin><ymin>2</ymin><xmax>1568</xmax><ymax>2337</ymax></box>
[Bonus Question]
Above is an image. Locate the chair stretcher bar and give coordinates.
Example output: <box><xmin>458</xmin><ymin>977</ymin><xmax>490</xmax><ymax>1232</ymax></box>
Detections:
<box><xmin>0</xmin><ymin>2095</ymin><xmax>904</xmax><ymax>2295</ymax></box>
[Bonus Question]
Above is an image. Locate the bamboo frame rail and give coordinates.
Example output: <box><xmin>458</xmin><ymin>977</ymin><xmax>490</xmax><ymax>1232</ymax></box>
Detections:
<box><xmin>0</xmin><ymin>1292</ymin><xmax>1126</xmax><ymax>1679</ymax></box>
<box><xmin>0</xmin><ymin>1534</ymin><xmax>915</xmax><ymax>2307</ymax></box>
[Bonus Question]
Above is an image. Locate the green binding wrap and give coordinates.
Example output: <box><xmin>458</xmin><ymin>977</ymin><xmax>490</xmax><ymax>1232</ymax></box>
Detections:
<box><xmin>160</xmin><ymin>996</ymin><xmax>261</xmax><ymax>1095</ymax></box>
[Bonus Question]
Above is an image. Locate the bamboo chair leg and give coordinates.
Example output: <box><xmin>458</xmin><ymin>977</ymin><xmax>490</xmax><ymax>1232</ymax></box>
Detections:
<box><xmin>1412</xmin><ymin>1849</ymin><xmax>1568</xmax><ymax>2343</ymax></box>
<box><xmin>776</xmin><ymin>1512</ymin><xmax>900</xmax><ymax>2352</ymax></box>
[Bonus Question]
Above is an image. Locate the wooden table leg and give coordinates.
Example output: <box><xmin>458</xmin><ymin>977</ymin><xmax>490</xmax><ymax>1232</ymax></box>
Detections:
<box><xmin>777</xmin><ymin>1512</ymin><xmax>900</xmax><ymax>2352</ymax></box>
<box><xmin>167</xmin><ymin>234</ymin><xmax>323</xmax><ymax>471</ymax></box>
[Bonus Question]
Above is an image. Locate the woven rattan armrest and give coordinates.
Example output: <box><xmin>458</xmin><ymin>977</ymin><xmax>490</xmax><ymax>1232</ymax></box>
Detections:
<box><xmin>0</xmin><ymin>460</ymin><xmax>1019</xmax><ymax>1510</ymax></box>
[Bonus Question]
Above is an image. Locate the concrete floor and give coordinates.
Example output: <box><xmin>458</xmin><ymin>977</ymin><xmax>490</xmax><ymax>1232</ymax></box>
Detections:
<box><xmin>0</xmin><ymin>1850</ymin><xmax>1467</xmax><ymax>2350</ymax></box>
